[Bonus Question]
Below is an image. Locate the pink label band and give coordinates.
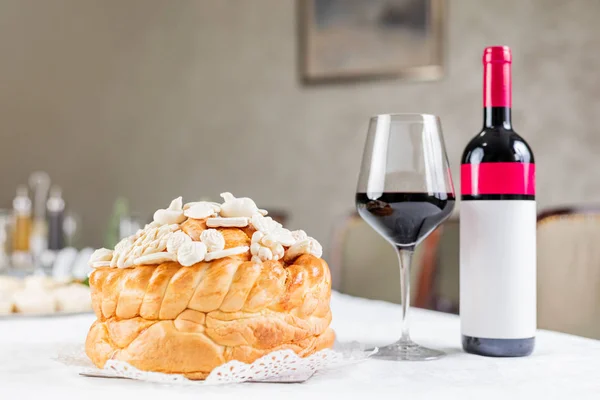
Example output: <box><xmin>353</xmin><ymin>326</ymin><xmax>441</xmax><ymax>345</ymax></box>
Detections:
<box><xmin>461</xmin><ymin>163</ymin><xmax>535</xmax><ymax>196</ymax></box>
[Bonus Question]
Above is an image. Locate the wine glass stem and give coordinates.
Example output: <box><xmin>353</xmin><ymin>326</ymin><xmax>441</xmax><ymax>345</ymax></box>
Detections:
<box><xmin>397</xmin><ymin>248</ymin><xmax>413</xmax><ymax>342</ymax></box>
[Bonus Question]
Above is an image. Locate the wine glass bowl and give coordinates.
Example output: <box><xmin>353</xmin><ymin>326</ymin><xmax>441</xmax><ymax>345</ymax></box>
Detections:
<box><xmin>356</xmin><ymin>114</ymin><xmax>455</xmax><ymax>361</ymax></box>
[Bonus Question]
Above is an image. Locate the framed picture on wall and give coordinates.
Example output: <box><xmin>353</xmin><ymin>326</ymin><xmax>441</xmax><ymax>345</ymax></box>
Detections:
<box><xmin>299</xmin><ymin>0</ymin><xmax>445</xmax><ymax>83</ymax></box>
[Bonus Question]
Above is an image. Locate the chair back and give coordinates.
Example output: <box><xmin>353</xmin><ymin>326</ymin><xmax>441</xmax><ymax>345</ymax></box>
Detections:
<box><xmin>537</xmin><ymin>207</ymin><xmax>600</xmax><ymax>339</ymax></box>
<box><xmin>329</xmin><ymin>212</ymin><xmax>441</xmax><ymax>306</ymax></box>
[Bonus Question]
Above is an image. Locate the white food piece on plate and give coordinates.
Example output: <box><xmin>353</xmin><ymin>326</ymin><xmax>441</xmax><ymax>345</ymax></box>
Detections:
<box><xmin>200</xmin><ymin>229</ymin><xmax>225</xmax><ymax>252</ymax></box>
<box><xmin>0</xmin><ymin>298</ymin><xmax>14</xmax><ymax>315</ymax></box>
<box><xmin>54</xmin><ymin>284</ymin><xmax>92</xmax><ymax>313</ymax></box>
<box><xmin>134</xmin><ymin>252</ymin><xmax>176</xmax><ymax>265</ymax></box>
<box><xmin>88</xmin><ymin>248</ymin><xmax>113</xmax><ymax>266</ymax></box>
<box><xmin>204</xmin><ymin>246</ymin><xmax>249</xmax><ymax>262</ymax></box>
<box><xmin>177</xmin><ymin>242</ymin><xmax>207</xmax><ymax>267</ymax></box>
<box><xmin>206</xmin><ymin>217</ymin><xmax>249</xmax><ymax>228</ymax></box>
<box><xmin>0</xmin><ymin>276</ymin><xmax>23</xmax><ymax>294</ymax></box>
<box><xmin>0</xmin><ymin>278</ymin><xmax>93</xmax><ymax>315</ymax></box>
<box><xmin>220</xmin><ymin>192</ymin><xmax>267</xmax><ymax>218</ymax></box>
<box><xmin>167</xmin><ymin>231</ymin><xmax>192</xmax><ymax>254</ymax></box>
<box><xmin>13</xmin><ymin>289</ymin><xmax>56</xmax><ymax>314</ymax></box>
<box><xmin>153</xmin><ymin>197</ymin><xmax>186</xmax><ymax>225</ymax></box>
<box><xmin>283</xmin><ymin>237</ymin><xmax>323</xmax><ymax>263</ymax></box>
<box><xmin>184</xmin><ymin>202</ymin><xmax>218</xmax><ymax>220</ymax></box>
<box><xmin>24</xmin><ymin>276</ymin><xmax>59</xmax><ymax>291</ymax></box>
<box><xmin>0</xmin><ymin>286</ymin><xmax>16</xmax><ymax>315</ymax></box>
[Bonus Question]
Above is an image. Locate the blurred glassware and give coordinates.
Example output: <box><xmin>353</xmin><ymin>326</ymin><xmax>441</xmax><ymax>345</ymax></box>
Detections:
<box><xmin>105</xmin><ymin>197</ymin><xmax>129</xmax><ymax>248</ymax></box>
<box><xmin>38</xmin><ymin>248</ymin><xmax>58</xmax><ymax>274</ymax></box>
<box><xmin>29</xmin><ymin>171</ymin><xmax>51</xmax><ymax>272</ymax></box>
<box><xmin>119</xmin><ymin>213</ymin><xmax>143</xmax><ymax>240</ymax></box>
<box><xmin>29</xmin><ymin>171</ymin><xmax>51</xmax><ymax>222</ymax></box>
<box><xmin>63</xmin><ymin>211</ymin><xmax>81</xmax><ymax>249</ymax></box>
<box><xmin>51</xmin><ymin>247</ymin><xmax>78</xmax><ymax>281</ymax></box>
<box><xmin>11</xmin><ymin>251</ymin><xmax>33</xmax><ymax>272</ymax></box>
<box><xmin>0</xmin><ymin>209</ymin><xmax>11</xmax><ymax>271</ymax></box>
<box><xmin>11</xmin><ymin>185</ymin><xmax>33</xmax><ymax>271</ymax></box>
<box><xmin>71</xmin><ymin>247</ymin><xmax>94</xmax><ymax>280</ymax></box>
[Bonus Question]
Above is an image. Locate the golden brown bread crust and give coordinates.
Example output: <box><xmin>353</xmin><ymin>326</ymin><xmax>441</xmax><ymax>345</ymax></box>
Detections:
<box><xmin>85</xmin><ymin>223</ymin><xmax>334</xmax><ymax>380</ymax></box>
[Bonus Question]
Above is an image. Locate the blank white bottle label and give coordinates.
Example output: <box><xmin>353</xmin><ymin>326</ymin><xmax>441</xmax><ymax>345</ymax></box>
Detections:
<box><xmin>460</xmin><ymin>200</ymin><xmax>536</xmax><ymax>339</ymax></box>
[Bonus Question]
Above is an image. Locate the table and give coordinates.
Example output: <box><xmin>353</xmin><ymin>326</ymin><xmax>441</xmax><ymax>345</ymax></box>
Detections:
<box><xmin>1</xmin><ymin>292</ymin><xmax>599</xmax><ymax>399</ymax></box>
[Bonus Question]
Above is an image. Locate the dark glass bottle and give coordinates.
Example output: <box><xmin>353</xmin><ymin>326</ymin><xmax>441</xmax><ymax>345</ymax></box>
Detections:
<box><xmin>47</xmin><ymin>186</ymin><xmax>65</xmax><ymax>251</ymax></box>
<box><xmin>460</xmin><ymin>46</ymin><xmax>536</xmax><ymax>357</ymax></box>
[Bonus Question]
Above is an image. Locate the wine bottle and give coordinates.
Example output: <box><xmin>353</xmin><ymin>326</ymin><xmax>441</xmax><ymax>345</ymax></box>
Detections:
<box><xmin>460</xmin><ymin>46</ymin><xmax>536</xmax><ymax>357</ymax></box>
<box><xmin>11</xmin><ymin>185</ymin><xmax>33</xmax><ymax>269</ymax></box>
<box><xmin>12</xmin><ymin>185</ymin><xmax>32</xmax><ymax>253</ymax></box>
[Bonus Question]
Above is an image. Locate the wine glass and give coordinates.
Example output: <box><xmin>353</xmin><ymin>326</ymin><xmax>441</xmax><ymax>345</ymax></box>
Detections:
<box><xmin>356</xmin><ymin>114</ymin><xmax>455</xmax><ymax>361</ymax></box>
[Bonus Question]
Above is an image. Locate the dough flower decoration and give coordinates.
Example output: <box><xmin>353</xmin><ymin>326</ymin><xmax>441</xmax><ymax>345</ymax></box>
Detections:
<box><xmin>88</xmin><ymin>193</ymin><xmax>323</xmax><ymax>269</ymax></box>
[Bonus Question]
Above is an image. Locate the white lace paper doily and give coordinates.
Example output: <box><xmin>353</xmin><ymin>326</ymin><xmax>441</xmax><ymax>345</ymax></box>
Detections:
<box><xmin>56</xmin><ymin>342</ymin><xmax>376</xmax><ymax>385</ymax></box>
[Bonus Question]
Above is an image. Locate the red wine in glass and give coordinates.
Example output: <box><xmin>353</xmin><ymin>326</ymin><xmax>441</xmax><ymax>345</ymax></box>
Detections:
<box><xmin>356</xmin><ymin>192</ymin><xmax>455</xmax><ymax>249</ymax></box>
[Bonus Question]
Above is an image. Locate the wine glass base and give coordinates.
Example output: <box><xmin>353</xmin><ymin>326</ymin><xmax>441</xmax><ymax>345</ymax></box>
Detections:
<box><xmin>372</xmin><ymin>339</ymin><xmax>445</xmax><ymax>361</ymax></box>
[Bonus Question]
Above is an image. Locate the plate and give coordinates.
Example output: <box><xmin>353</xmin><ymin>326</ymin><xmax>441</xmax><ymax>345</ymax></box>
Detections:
<box><xmin>0</xmin><ymin>311</ymin><xmax>94</xmax><ymax>319</ymax></box>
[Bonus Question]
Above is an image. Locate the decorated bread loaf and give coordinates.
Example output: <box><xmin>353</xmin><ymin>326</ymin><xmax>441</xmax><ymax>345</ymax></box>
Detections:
<box><xmin>85</xmin><ymin>193</ymin><xmax>334</xmax><ymax>379</ymax></box>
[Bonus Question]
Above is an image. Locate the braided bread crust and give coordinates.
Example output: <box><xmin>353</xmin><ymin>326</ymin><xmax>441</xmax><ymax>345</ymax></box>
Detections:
<box><xmin>85</xmin><ymin>251</ymin><xmax>334</xmax><ymax>379</ymax></box>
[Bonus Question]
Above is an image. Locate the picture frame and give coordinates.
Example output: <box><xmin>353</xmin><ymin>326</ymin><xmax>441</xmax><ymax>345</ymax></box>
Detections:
<box><xmin>298</xmin><ymin>0</ymin><xmax>445</xmax><ymax>83</ymax></box>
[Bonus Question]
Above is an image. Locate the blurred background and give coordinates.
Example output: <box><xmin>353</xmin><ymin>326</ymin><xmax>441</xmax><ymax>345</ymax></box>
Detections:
<box><xmin>0</xmin><ymin>1</ymin><xmax>599</xmax><ymax>338</ymax></box>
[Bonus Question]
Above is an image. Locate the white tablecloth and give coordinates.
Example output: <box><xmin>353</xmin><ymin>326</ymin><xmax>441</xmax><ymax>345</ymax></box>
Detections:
<box><xmin>1</xmin><ymin>292</ymin><xmax>599</xmax><ymax>399</ymax></box>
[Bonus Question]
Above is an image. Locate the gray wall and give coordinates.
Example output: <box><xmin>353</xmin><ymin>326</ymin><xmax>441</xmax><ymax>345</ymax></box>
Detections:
<box><xmin>1</xmin><ymin>0</ymin><xmax>599</xmax><ymax>252</ymax></box>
